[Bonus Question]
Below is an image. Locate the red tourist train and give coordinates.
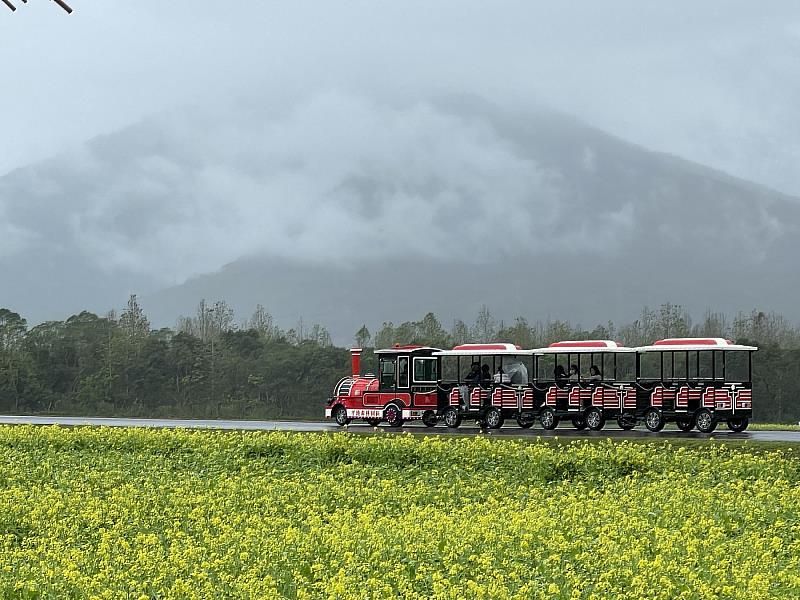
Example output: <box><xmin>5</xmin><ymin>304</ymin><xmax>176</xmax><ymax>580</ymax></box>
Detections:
<box><xmin>324</xmin><ymin>337</ymin><xmax>756</xmax><ymax>432</ymax></box>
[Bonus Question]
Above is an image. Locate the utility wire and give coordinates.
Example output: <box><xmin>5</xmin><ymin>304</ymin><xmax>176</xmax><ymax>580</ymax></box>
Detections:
<box><xmin>3</xmin><ymin>0</ymin><xmax>73</xmax><ymax>12</ymax></box>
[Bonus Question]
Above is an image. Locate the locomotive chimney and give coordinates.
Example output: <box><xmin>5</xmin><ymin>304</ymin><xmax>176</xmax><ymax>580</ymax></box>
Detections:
<box><xmin>350</xmin><ymin>348</ymin><xmax>362</xmax><ymax>377</ymax></box>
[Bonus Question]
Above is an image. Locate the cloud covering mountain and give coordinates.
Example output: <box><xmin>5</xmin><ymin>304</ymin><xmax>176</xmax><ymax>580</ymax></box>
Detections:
<box><xmin>1</xmin><ymin>94</ymin><xmax>798</xmax><ymax>341</ymax></box>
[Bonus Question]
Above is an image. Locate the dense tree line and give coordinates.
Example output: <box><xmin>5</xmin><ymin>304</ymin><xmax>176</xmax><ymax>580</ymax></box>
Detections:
<box><xmin>0</xmin><ymin>299</ymin><xmax>798</xmax><ymax>422</ymax></box>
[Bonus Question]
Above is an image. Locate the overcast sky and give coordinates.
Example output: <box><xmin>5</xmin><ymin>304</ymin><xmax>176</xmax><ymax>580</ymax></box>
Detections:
<box><xmin>2</xmin><ymin>1</ymin><xmax>799</xmax><ymax>194</ymax></box>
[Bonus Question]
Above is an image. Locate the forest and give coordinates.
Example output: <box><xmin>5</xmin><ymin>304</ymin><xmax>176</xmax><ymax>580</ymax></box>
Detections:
<box><xmin>0</xmin><ymin>297</ymin><xmax>798</xmax><ymax>422</ymax></box>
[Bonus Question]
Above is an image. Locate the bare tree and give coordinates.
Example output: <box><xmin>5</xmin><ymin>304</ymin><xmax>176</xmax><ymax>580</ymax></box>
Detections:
<box><xmin>472</xmin><ymin>305</ymin><xmax>497</xmax><ymax>343</ymax></box>
<box><xmin>355</xmin><ymin>325</ymin><xmax>371</xmax><ymax>348</ymax></box>
<box><xmin>119</xmin><ymin>294</ymin><xmax>150</xmax><ymax>340</ymax></box>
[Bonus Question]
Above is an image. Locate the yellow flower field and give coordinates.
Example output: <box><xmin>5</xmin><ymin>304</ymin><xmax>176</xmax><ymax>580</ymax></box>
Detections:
<box><xmin>0</xmin><ymin>427</ymin><xmax>798</xmax><ymax>599</ymax></box>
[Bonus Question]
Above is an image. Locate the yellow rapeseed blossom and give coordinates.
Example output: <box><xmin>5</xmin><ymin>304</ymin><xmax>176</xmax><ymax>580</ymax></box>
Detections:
<box><xmin>0</xmin><ymin>426</ymin><xmax>797</xmax><ymax>598</ymax></box>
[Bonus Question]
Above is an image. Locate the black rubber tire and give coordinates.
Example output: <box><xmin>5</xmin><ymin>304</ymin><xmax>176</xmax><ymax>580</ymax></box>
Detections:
<box><xmin>384</xmin><ymin>404</ymin><xmax>404</xmax><ymax>428</ymax></box>
<box><xmin>585</xmin><ymin>407</ymin><xmax>605</xmax><ymax>431</ymax></box>
<box><xmin>695</xmin><ymin>409</ymin><xmax>717</xmax><ymax>433</ymax></box>
<box><xmin>571</xmin><ymin>416</ymin><xmax>587</xmax><ymax>431</ymax></box>
<box><xmin>516</xmin><ymin>414</ymin><xmax>535</xmax><ymax>429</ymax></box>
<box><xmin>726</xmin><ymin>417</ymin><xmax>749</xmax><ymax>433</ymax></box>
<box><xmin>366</xmin><ymin>419</ymin><xmax>381</xmax><ymax>427</ymax></box>
<box><xmin>421</xmin><ymin>411</ymin><xmax>438</xmax><ymax>428</ymax></box>
<box><xmin>443</xmin><ymin>407</ymin><xmax>462</xmax><ymax>429</ymax></box>
<box><xmin>617</xmin><ymin>413</ymin><xmax>636</xmax><ymax>430</ymax></box>
<box><xmin>333</xmin><ymin>405</ymin><xmax>351</xmax><ymax>427</ymax></box>
<box><xmin>540</xmin><ymin>408</ymin><xmax>560</xmax><ymax>430</ymax></box>
<box><xmin>485</xmin><ymin>407</ymin><xmax>505</xmax><ymax>429</ymax></box>
<box><xmin>675</xmin><ymin>417</ymin><xmax>694</xmax><ymax>432</ymax></box>
<box><xmin>644</xmin><ymin>408</ymin><xmax>665</xmax><ymax>432</ymax></box>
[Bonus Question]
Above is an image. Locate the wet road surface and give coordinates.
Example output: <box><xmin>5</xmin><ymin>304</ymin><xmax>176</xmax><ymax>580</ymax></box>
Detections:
<box><xmin>0</xmin><ymin>415</ymin><xmax>798</xmax><ymax>442</ymax></box>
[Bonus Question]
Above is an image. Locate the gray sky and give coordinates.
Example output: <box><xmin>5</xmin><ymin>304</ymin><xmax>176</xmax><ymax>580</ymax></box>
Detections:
<box><xmin>3</xmin><ymin>1</ymin><xmax>799</xmax><ymax>193</ymax></box>
<box><xmin>3</xmin><ymin>1</ymin><xmax>800</xmax><ymax>331</ymax></box>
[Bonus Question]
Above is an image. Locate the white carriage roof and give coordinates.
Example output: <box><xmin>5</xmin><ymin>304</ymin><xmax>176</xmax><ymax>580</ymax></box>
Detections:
<box><xmin>535</xmin><ymin>340</ymin><xmax>636</xmax><ymax>354</ymax></box>
<box><xmin>637</xmin><ymin>338</ymin><xmax>758</xmax><ymax>352</ymax></box>
<box><xmin>433</xmin><ymin>342</ymin><xmax>535</xmax><ymax>356</ymax></box>
<box><xmin>373</xmin><ymin>345</ymin><xmax>442</xmax><ymax>355</ymax></box>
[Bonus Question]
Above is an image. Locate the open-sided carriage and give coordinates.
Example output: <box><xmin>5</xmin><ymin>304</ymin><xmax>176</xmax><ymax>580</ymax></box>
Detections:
<box><xmin>324</xmin><ymin>345</ymin><xmax>442</xmax><ymax>427</ymax></box>
<box><xmin>635</xmin><ymin>338</ymin><xmax>756</xmax><ymax>432</ymax></box>
<box><xmin>433</xmin><ymin>343</ymin><xmax>537</xmax><ymax>429</ymax></box>
<box><xmin>533</xmin><ymin>340</ymin><xmax>638</xmax><ymax>431</ymax></box>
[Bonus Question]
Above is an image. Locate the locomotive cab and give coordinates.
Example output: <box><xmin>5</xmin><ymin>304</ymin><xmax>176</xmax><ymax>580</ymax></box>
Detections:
<box><xmin>636</xmin><ymin>338</ymin><xmax>757</xmax><ymax>433</ymax></box>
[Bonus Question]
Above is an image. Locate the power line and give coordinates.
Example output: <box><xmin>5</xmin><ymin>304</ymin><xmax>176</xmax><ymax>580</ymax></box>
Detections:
<box><xmin>3</xmin><ymin>0</ymin><xmax>73</xmax><ymax>13</ymax></box>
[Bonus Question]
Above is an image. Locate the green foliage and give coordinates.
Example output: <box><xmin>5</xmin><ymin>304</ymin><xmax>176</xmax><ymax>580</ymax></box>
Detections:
<box><xmin>0</xmin><ymin>301</ymin><xmax>799</xmax><ymax>422</ymax></box>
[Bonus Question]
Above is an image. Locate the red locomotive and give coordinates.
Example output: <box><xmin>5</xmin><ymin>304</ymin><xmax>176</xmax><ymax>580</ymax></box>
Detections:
<box><xmin>325</xmin><ymin>345</ymin><xmax>441</xmax><ymax>427</ymax></box>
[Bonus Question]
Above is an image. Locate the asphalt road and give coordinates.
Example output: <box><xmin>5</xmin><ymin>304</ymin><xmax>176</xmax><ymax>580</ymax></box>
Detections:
<box><xmin>1</xmin><ymin>415</ymin><xmax>799</xmax><ymax>442</ymax></box>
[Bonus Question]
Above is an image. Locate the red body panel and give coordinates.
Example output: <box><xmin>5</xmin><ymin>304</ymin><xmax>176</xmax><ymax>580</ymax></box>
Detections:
<box><xmin>362</xmin><ymin>392</ymin><xmax>411</xmax><ymax>407</ymax></box>
<box><xmin>413</xmin><ymin>391</ymin><xmax>438</xmax><ymax>408</ymax></box>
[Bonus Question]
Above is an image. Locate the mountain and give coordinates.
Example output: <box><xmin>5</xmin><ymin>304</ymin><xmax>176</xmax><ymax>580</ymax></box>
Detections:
<box><xmin>1</xmin><ymin>93</ymin><xmax>799</xmax><ymax>341</ymax></box>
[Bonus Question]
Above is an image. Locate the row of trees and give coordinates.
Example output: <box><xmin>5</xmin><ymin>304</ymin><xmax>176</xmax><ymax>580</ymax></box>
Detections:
<box><xmin>0</xmin><ymin>299</ymin><xmax>798</xmax><ymax>422</ymax></box>
<box><xmin>361</xmin><ymin>304</ymin><xmax>800</xmax><ymax>351</ymax></box>
<box><xmin>0</xmin><ymin>298</ymin><xmax>344</xmax><ymax>420</ymax></box>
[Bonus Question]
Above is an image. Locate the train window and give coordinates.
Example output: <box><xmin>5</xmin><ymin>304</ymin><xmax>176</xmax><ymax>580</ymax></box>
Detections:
<box><xmin>726</xmin><ymin>352</ymin><xmax>750</xmax><ymax>383</ymax></box>
<box><xmin>714</xmin><ymin>350</ymin><xmax>725</xmax><ymax>380</ymax></box>
<box><xmin>688</xmin><ymin>351</ymin><xmax>699</xmax><ymax>380</ymax></box>
<box><xmin>671</xmin><ymin>351</ymin><xmax>687</xmax><ymax>380</ymax></box>
<box><xmin>616</xmin><ymin>354</ymin><xmax>635</xmax><ymax>382</ymax></box>
<box><xmin>639</xmin><ymin>353</ymin><xmax>661</xmax><ymax>380</ymax></box>
<box><xmin>398</xmin><ymin>356</ymin><xmax>410</xmax><ymax>387</ymax></box>
<box><xmin>581</xmin><ymin>355</ymin><xmax>594</xmax><ymax>381</ymax></box>
<box><xmin>413</xmin><ymin>358</ymin><xmax>438</xmax><ymax>383</ymax></box>
<box><xmin>441</xmin><ymin>356</ymin><xmax>459</xmax><ymax>382</ymax></box>
<box><xmin>537</xmin><ymin>354</ymin><xmax>555</xmax><ymax>381</ymax></box>
<box><xmin>698</xmin><ymin>351</ymin><xmax>713</xmax><ymax>379</ymax></box>
<box><xmin>379</xmin><ymin>358</ymin><xmax>396</xmax><ymax>388</ymax></box>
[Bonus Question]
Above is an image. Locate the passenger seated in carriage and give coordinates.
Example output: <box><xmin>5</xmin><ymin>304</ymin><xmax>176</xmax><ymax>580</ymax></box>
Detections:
<box><xmin>481</xmin><ymin>364</ymin><xmax>492</xmax><ymax>383</ymax></box>
<box><xmin>465</xmin><ymin>362</ymin><xmax>481</xmax><ymax>384</ymax></box>
<box><xmin>493</xmin><ymin>367</ymin><xmax>510</xmax><ymax>384</ymax></box>
<box><xmin>554</xmin><ymin>365</ymin><xmax>568</xmax><ymax>382</ymax></box>
<box><xmin>588</xmin><ymin>365</ymin><xmax>602</xmax><ymax>383</ymax></box>
<box><xmin>569</xmin><ymin>364</ymin><xmax>580</xmax><ymax>382</ymax></box>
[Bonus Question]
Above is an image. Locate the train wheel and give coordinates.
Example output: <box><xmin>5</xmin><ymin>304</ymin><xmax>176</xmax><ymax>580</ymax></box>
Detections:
<box><xmin>585</xmin><ymin>407</ymin><xmax>605</xmax><ymax>431</ymax></box>
<box><xmin>726</xmin><ymin>417</ymin><xmax>749</xmax><ymax>433</ymax></box>
<box><xmin>421</xmin><ymin>411</ymin><xmax>438</xmax><ymax>428</ymax></box>
<box><xmin>367</xmin><ymin>419</ymin><xmax>381</xmax><ymax>427</ymax></box>
<box><xmin>617</xmin><ymin>413</ymin><xmax>636</xmax><ymax>430</ymax></box>
<box><xmin>516</xmin><ymin>414</ymin><xmax>535</xmax><ymax>429</ymax></box>
<box><xmin>571</xmin><ymin>416</ymin><xmax>587</xmax><ymax>430</ymax></box>
<box><xmin>333</xmin><ymin>406</ymin><xmax>351</xmax><ymax>427</ymax></box>
<box><xmin>443</xmin><ymin>407</ymin><xmax>462</xmax><ymax>429</ymax></box>
<box><xmin>644</xmin><ymin>408</ymin><xmax>665</xmax><ymax>432</ymax></box>
<box><xmin>540</xmin><ymin>408</ymin><xmax>559</xmax><ymax>430</ymax></box>
<box><xmin>384</xmin><ymin>404</ymin><xmax>404</xmax><ymax>428</ymax></box>
<box><xmin>485</xmin><ymin>407</ymin><xmax>504</xmax><ymax>429</ymax></box>
<box><xmin>695</xmin><ymin>409</ymin><xmax>717</xmax><ymax>434</ymax></box>
<box><xmin>675</xmin><ymin>417</ymin><xmax>695</xmax><ymax>432</ymax></box>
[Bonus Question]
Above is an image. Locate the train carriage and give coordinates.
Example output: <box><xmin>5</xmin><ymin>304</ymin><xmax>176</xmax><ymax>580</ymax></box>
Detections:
<box><xmin>325</xmin><ymin>345</ymin><xmax>442</xmax><ymax>427</ymax></box>
<box><xmin>433</xmin><ymin>343</ymin><xmax>537</xmax><ymax>429</ymax></box>
<box><xmin>635</xmin><ymin>338</ymin><xmax>757</xmax><ymax>433</ymax></box>
<box><xmin>533</xmin><ymin>340</ymin><xmax>638</xmax><ymax>431</ymax></box>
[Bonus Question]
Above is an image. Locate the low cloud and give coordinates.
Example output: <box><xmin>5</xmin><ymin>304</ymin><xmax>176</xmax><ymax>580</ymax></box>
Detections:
<box><xmin>2</xmin><ymin>93</ymin><xmax>643</xmax><ymax>284</ymax></box>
